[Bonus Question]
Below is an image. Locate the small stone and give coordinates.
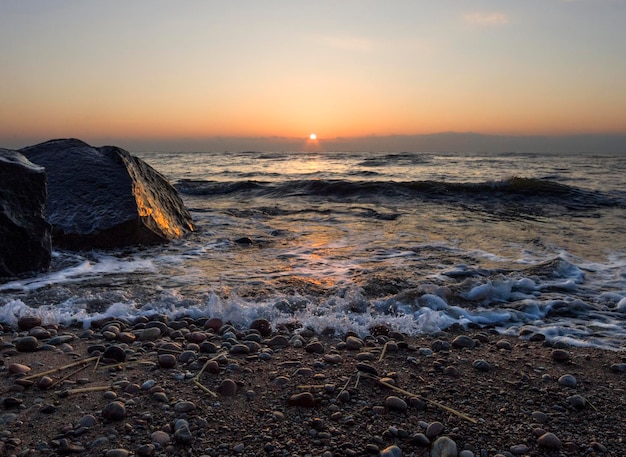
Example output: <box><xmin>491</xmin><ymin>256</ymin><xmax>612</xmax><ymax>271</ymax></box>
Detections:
<box><xmin>385</xmin><ymin>396</ymin><xmax>408</xmax><ymax>413</ymax></box>
<box><xmin>495</xmin><ymin>339</ymin><xmax>512</xmax><ymax>350</ymax></box>
<box><xmin>249</xmin><ymin>318</ymin><xmax>272</xmax><ymax>336</ymax></box>
<box><xmin>345</xmin><ymin>336</ymin><xmax>364</xmax><ymax>350</ymax></box>
<box><xmin>458</xmin><ymin>451</ymin><xmax>474</xmax><ymax>457</ymax></box>
<box><xmin>425</xmin><ymin>421</ymin><xmax>444</xmax><ymax>438</ymax></box>
<box><xmin>37</xmin><ymin>376</ymin><xmax>54</xmax><ymax>390</ymax></box>
<box><xmin>610</xmin><ymin>363</ymin><xmax>626</xmax><ymax>373</ymax></box>
<box><xmin>77</xmin><ymin>414</ymin><xmax>98</xmax><ymax>428</ymax></box>
<box><xmin>355</xmin><ymin>363</ymin><xmax>378</xmax><ymax>376</ymax></box>
<box><xmin>102</xmin><ymin>401</ymin><xmax>126</xmax><ymax>421</ymax></box>
<box><xmin>139</xmin><ymin>327</ymin><xmax>162</xmax><ymax>341</ymax></box>
<box><xmin>531</xmin><ymin>411</ymin><xmax>548</xmax><ymax>423</ymax></box>
<box><xmin>233</xmin><ymin>443</ymin><xmax>245</xmax><ymax>453</ymax></box>
<box><xmin>452</xmin><ymin>335</ymin><xmax>475</xmax><ymax>349</ymax></box>
<box><xmin>8</xmin><ymin>363</ymin><xmax>32</xmax><ymax>375</ymax></box>
<box><xmin>472</xmin><ymin>359</ymin><xmax>491</xmax><ymax>371</ymax></box>
<box><xmin>204</xmin><ymin>317</ymin><xmax>223</xmax><ymax>331</ymax></box>
<box><xmin>380</xmin><ymin>445</ymin><xmax>402</xmax><ymax>457</ymax></box>
<box><xmin>158</xmin><ymin>354</ymin><xmax>177</xmax><ymax>369</ymax></box>
<box><xmin>104</xmin><ymin>449</ymin><xmax>130</xmax><ymax>457</ymax></box>
<box><xmin>443</xmin><ymin>366</ymin><xmax>460</xmax><ymax>377</ymax></box>
<box><xmin>217</xmin><ymin>379</ymin><xmax>238</xmax><ymax>396</ymax></box>
<box><xmin>551</xmin><ymin>349</ymin><xmax>570</xmax><ymax>363</ymax></box>
<box><xmin>557</xmin><ymin>374</ymin><xmax>577</xmax><ymax>388</ymax></box>
<box><xmin>430</xmin><ymin>436</ymin><xmax>457</xmax><ymax>457</ymax></box>
<box><xmin>266</xmin><ymin>335</ymin><xmax>289</xmax><ymax>348</ymax></box>
<box><xmin>288</xmin><ymin>392</ymin><xmax>316</xmax><ymax>407</ymax></box>
<box><xmin>136</xmin><ymin>444</ymin><xmax>155</xmax><ymax>456</ymax></box>
<box><xmin>324</xmin><ymin>353</ymin><xmax>343</xmax><ymax>364</ymax></box>
<box><xmin>509</xmin><ymin>444</ymin><xmax>530</xmax><ymax>455</ymax></box>
<box><xmin>412</xmin><ymin>433</ymin><xmax>430</xmax><ymax>447</ymax></box>
<box><xmin>174</xmin><ymin>401</ymin><xmax>196</xmax><ymax>413</ymax></box>
<box><xmin>305</xmin><ymin>341</ymin><xmax>325</xmax><ymax>354</ymax></box>
<box><xmin>150</xmin><ymin>430</ymin><xmax>171</xmax><ymax>446</ymax></box>
<box><xmin>17</xmin><ymin>315</ymin><xmax>42</xmax><ymax>330</ymax></box>
<box><xmin>3</xmin><ymin>397</ymin><xmax>23</xmax><ymax>408</ymax></box>
<box><xmin>103</xmin><ymin>345</ymin><xmax>127</xmax><ymax>363</ymax></box>
<box><xmin>537</xmin><ymin>432</ymin><xmax>562</xmax><ymax>449</ymax></box>
<box><xmin>15</xmin><ymin>336</ymin><xmax>39</xmax><ymax>352</ymax></box>
<box><xmin>174</xmin><ymin>424</ymin><xmax>193</xmax><ymax>445</ymax></box>
<box><xmin>431</xmin><ymin>340</ymin><xmax>451</xmax><ymax>352</ymax></box>
<box><xmin>229</xmin><ymin>344</ymin><xmax>251</xmax><ymax>355</ymax></box>
<box><xmin>567</xmin><ymin>394</ymin><xmax>587</xmax><ymax>409</ymax></box>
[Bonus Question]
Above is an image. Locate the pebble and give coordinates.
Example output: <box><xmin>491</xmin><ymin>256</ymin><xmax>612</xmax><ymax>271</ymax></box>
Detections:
<box><xmin>217</xmin><ymin>379</ymin><xmax>238</xmax><ymax>396</ymax></box>
<box><xmin>472</xmin><ymin>359</ymin><xmax>491</xmax><ymax>371</ymax></box>
<box><xmin>139</xmin><ymin>327</ymin><xmax>162</xmax><ymax>341</ymax></box>
<box><xmin>431</xmin><ymin>340</ymin><xmax>451</xmax><ymax>352</ymax></box>
<box><xmin>15</xmin><ymin>336</ymin><xmax>39</xmax><ymax>352</ymax></box>
<box><xmin>495</xmin><ymin>340</ymin><xmax>512</xmax><ymax>350</ymax></box>
<box><xmin>8</xmin><ymin>363</ymin><xmax>32</xmax><ymax>375</ymax></box>
<box><xmin>136</xmin><ymin>444</ymin><xmax>155</xmax><ymax>456</ymax></box>
<box><xmin>567</xmin><ymin>394</ymin><xmax>587</xmax><ymax>409</ymax></box>
<box><xmin>385</xmin><ymin>396</ymin><xmax>408</xmax><ymax>413</ymax></box>
<box><xmin>305</xmin><ymin>341</ymin><xmax>325</xmax><ymax>353</ymax></box>
<box><xmin>17</xmin><ymin>315</ymin><xmax>42</xmax><ymax>330</ymax></box>
<box><xmin>443</xmin><ymin>366</ymin><xmax>460</xmax><ymax>377</ymax></box>
<box><xmin>288</xmin><ymin>392</ymin><xmax>316</xmax><ymax>407</ymax></box>
<box><xmin>452</xmin><ymin>335</ymin><xmax>475</xmax><ymax>349</ymax></box>
<box><xmin>158</xmin><ymin>354</ymin><xmax>177</xmax><ymax>369</ymax></box>
<box><xmin>324</xmin><ymin>353</ymin><xmax>343</xmax><ymax>364</ymax></box>
<box><xmin>101</xmin><ymin>401</ymin><xmax>126</xmax><ymax>421</ymax></box>
<box><xmin>249</xmin><ymin>318</ymin><xmax>272</xmax><ymax>336</ymax></box>
<box><xmin>103</xmin><ymin>345</ymin><xmax>127</xmax><ymax>363</ymax></box>
<box><xmin>557</xmin><ymin>374</ymin><xmax>577</xmax><ymax>388</ymax></box>
<box><xmin>77</xmin><ymin>414</ymin><xmax>98</xmax><ymax>428</ymax></box>
<box><xmin>430</xmin><ymin>436</ymin><xmax>457</xmax><ymax>457</ymax></box>
<box><xmin>266</xmin><ymin>335</ymin><xmax>289</xmax><ymax>348</ymax></box>
<box><xmin>537</xmin><ymin>432</ymin><xmax>562</xmax><ymax>449</ymax></box>
<box><xmin>412</xmin><ymin>433</ymin><xmax>430</xmax><ymax>447</ymax></box>
<box><xmin>551</xmin><ymin>349</ymin><xmax>570</xmax><ymax>363</ymax></box>
<box><xmin>174</xmin><ymin>424</ymin><xmax>193</xmax><ymax>445</ymax></box>
<box><xmin>425</xmin><ymin>421</ymin><xmax>444</xmax><ymax>438</ymax></box>
<box><xmin>610</xmin><ymin>363</ymin><xmax>626</xmax><ymax>373</ymax></box>
<box><xmin>345</xmin><ymin>336</ymin><xmax>364</xmax><ymax>350</ymax></box>
<box><xmin>174</xmin><ymin>400</ymin><xmax>196</xmax><ymax>413</ymax></box>
<box><xmin>104</xmin><ymin>449</ymin><xmax>130</xmax><ymax>457</ymax></box>
<box><xmin>37</xmin><ymin>376</ymin><xmax>54</xmax><ymax>389</ymax></box>
<box><xmin>355</xmin><ymin>363</ymin><xmax>378</xmax><ymax>376</ymax></box>
<box><xmin>458</xmin><ymin>451</ymin><xmax>474</xmax><ymax>457</ymax></box>
<box><xmin>150</xmin><ymin>430</ymin><xmax>171</xmax><ymax>446</ymax></box>
<box><xmin>380</xmin><ymin>445</ymin><xmax>402</xmax><ymax>457</ymax></box>
<box><xmin>531</xmin><ymin>411</ymin><xmax>548</xmax><ymax>423</ymax></box>
<box><xmin>509</xmin><ymin>444</ymin><xmax>530</xmax><ymax>455</ymax></box>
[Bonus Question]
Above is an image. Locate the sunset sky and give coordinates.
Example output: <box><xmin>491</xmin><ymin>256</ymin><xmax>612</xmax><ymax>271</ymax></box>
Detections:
<box><xmin>1</xmin><ymin>0</ymin><xmax>626</xmax><ymax>151</ymax></box>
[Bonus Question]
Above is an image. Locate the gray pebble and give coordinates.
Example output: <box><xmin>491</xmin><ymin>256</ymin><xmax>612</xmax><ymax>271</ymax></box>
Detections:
<box><xmin>104</xmin><ymin>450</ymin><xmax>130</xmax><ymax>457</ymax></box>
<box><xmin>15</xmin><ymin>336</ymin><xmax>39</xmax><ymax>352</ymax></box>
<box><xmin>531</xmin><ymin>411</ymin><xmax>548</xmax><ymax>423</ymax></box>
<box><xmin>472</xmin><ymin>359</ymin><xmax>491</xmax><ymax>371</ymax></box>
<box><xmin>217</xmin><ymin>378</ymin><xmax>238</xmax><ymax>396</ymax></box>
<box><xmin>174</xmin><ymin>401</ymin><xmax>196</xmax><ymax>413</ymax></box>
<box><xmin>430</xmin><ymin>436</ymin><xmax>457</xmax><ymax>457</ymax></box>
<box><xmin>558</xmin><ymin>374</ymin><xmax>577</xmax><ymax>388</ymax></box>
<box><xmin>452</xmin><ymin>335</ymin><xmax>475</xmax><ymax>349</ymax></box>
<box><xmin>567</xmin><ymin>394</ymin><xmax>587</xmax><ymax>409</ymax></box>
<box><xmin>509</xmin><ymin>444</ymin><xmax>530</xmax><ymax>455</ymax></box>
<box><xmin>425</xmin><ymin>421</ymin><xmax>444</xmax><ymax>438</ymax></box>
<box><xmin>345</xmin><ymin>336</ymin><xmax>364</xmax><ymax>350</ymax></box>
<box><xmin>139</xmin><ymin>327</ymin><xmax>161</xmax><ymax>341</ymax></box>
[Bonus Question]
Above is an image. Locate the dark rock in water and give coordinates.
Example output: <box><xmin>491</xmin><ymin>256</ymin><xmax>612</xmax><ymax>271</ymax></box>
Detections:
<box><xmin>20</xmin><ymin>138</ymin><xmax>194</xmax><ymax>249</ymax></box>
<box><xmin>0</xmin><ymin>149</ymin><xmax>51</xmax><ymax>277</ymax></box>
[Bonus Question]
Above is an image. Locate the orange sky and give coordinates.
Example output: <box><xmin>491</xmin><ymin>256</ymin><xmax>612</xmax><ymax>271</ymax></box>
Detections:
<box><xmin>1</xmin><ymin>1</ymin><xmax>625</xmax><ymax>150</ymax></box>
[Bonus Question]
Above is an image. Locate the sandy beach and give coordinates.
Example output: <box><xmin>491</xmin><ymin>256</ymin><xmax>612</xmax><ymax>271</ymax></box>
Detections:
<box><xmin>1</xmin><ymin>315</ymin><xmax>625</xmax><ymax>457</ymax></box>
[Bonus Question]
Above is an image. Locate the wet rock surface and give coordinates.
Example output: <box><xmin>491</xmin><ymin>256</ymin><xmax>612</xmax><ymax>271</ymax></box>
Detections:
<box><xmin>20</xmin><ymin>138</ymin><xmax>194</xmax><ymax>249</ymax></box>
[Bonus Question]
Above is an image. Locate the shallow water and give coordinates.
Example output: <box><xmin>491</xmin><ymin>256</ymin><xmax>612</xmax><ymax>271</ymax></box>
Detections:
<box><xmin>1</xmin><ymin>150</ymin><xmax>625</xmax><ymax>349</ymax></box>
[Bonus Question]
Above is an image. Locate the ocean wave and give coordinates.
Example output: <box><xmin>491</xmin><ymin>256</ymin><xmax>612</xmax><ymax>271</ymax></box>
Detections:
<box><xmin>176</xmin><ymin>177</ymin><xmax>622</xmax><ymax>210</ymax></box>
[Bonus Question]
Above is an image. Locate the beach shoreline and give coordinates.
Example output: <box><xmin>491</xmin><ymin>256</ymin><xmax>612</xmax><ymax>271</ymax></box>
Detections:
<box><xmin>1</xmin><ymin>316</ymin><xmax>625</xmax><ymax>457</ymax></box>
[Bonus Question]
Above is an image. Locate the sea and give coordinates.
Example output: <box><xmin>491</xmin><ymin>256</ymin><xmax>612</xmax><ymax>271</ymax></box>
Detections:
<box><xmin>1</xmin><ymin>149</ymin><xmax>625</xmax><ymax>350</ymax></box>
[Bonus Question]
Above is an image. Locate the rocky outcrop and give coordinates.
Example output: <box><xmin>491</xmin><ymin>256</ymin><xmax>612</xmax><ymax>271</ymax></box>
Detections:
<box><xmin>0</xmin><ymin>149</ymin><xmax>51</xmax><ymax>277</ymax></box>
<box><xmin>21</xmin><ymin>139</ymin><xmax>195</xmax><ymax>250</ymax></box>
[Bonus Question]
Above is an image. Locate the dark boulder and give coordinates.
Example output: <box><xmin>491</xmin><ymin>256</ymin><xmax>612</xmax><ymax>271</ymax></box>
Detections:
<box><xmin>0</xmin><ymin>149</ymin><xmax>51</xmax><ymax>277</ymax></box>
<box><xmin>21</xmin><ymin>139</ymin><xmax>194</xmax><ymax>249</ymax></box>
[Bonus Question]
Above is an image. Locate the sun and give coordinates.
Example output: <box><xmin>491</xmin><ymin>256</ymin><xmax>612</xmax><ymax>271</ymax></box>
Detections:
<box><xmin>309</xmin><ymin>133</ymin><xmax>317</xmax><ymax>140</ymax></box>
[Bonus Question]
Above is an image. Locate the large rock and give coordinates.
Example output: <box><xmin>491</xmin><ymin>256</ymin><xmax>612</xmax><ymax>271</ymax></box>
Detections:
<box><xmin>0</xmin><ymin>149</ymin><xmax>51</xmax><ymax>277</ymax></box>
<box><xmin>21</xmin><ymin>139</ymin><xmax>194</xmax><ymax>249</ymax></box>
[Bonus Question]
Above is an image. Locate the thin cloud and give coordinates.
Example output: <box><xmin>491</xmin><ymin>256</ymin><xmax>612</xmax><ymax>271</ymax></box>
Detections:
<box><xmin>464</xmin><ymin>12</ymin><xmax>510</xmax><ymax>26</ymax></box>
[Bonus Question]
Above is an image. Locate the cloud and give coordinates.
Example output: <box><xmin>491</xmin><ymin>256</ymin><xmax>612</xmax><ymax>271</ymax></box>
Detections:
<box><xmin>464</xmin><ymin>12</ymin><xmax>510</xmax><ymax>26</ymax></box>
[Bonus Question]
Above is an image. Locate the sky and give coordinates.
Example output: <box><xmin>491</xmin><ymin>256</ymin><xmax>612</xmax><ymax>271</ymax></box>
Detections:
<box><xmin>1</xmin><ymin>0</ymin><xmax>626</xmax><ymax>152</ymax></box>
